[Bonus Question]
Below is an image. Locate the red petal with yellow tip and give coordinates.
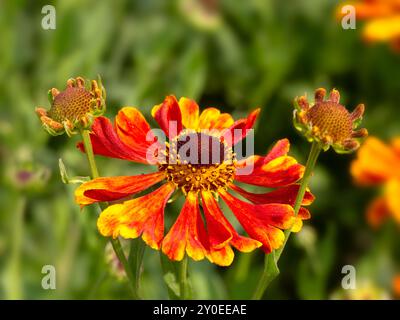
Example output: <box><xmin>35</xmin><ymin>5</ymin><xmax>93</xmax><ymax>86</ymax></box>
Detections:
<box><xmin>198</xmin><ymin>107</ymin><xmax>234</xmax><ymax>131</ymax></box>
<box><xmin>235</xmin><ymin>139</ymin><xmax>293</xmax><ymax>176</ymax></box>
<box><xmin>178</xmin><ymin>97</ymin><xmax>199</xmax><ymax>129</ymax></box>
<box><xmin>198</xmin><ymin>108</ymin><xmax>220</xmax><ymax>129</ymax></box>
<box><xmin>219</xmin><ymin>189</ymin><xmax>294</xmax><ymax>253</ymax></box>
<box><xmin>96</xmin><ymin>183</ymin><xmax>175</xmax><ymax>249</ymax></box>
<box><xmin>115</xmin><ymin>107</ymin><xmax>159</xmax><ymax>160</ymax></box>
<box><xmin>298</xmin><ymin>207</ymin><xmax>311</xmax><ymax>220</ymax></box>
<box><xmin>230</xmin><ymin>184</ymin><xmax>314</xmax><ymax>206</ymax></box>
<box><xmin>152</xmin><ymin>95</ymin><xmax>182</xmax><ymax>139</ymax></box>
<box><xmin>75</xmin><ymin>171</ymin><xmax>166</xmax><ymax>206</ymax></box>
<box><xmin>202</xmin><ymin>191</ymin><xmax>261</xmax><ymax>257</ymax></box>
<box><xmin>162</xmin><ymin>192</ymin><xmax>208</xmax><ymax>261</ymax></box>
<box><xmin>291</xmin><ymin>208</ymin><xmax>312</xmax><ymax>233</ymax></box>
<box><xmin>222</xmin><ymin>108</ymin><xmax>260</xmax><ymax>146</ymax></box>
<box><xmin>208</xmin><ymin>246</ymin><xmax>235</xmax><ymax>267</ymax></box>
<box><xmin>235</xmin><ymin>156</ymin><xmax>304</xmax><ymax>188</ymax></box>
<box><xmin>201</xmin><ymin>191</ymin><xmax>234</xmax><ymax>266</ymax></box>
<box><xmin>263</xmin><ymin>139</ymin><xmax>290</xmax><ymax>163</ymax></box>
<box><xmin>201</xmin><ymin>197</ymin><xmax>232</xmax><ymax>250</ymax></box>
<box><xmin>77</xmin><ymin>116</ymin><xmax>159</xmax><ymax>164</ymax></box>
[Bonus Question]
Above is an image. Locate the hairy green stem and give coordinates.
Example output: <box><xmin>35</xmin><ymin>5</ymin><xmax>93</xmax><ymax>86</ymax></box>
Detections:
<box><xmin>252</xmin><ymin>142</ymin><xmax>321</xmax><ymax>300</ymax></box>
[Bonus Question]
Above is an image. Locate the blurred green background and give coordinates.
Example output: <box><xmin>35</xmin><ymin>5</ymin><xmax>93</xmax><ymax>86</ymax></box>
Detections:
<box><xmin>0</xmin><ymin>0</ymin><xmax>399</xmax><ymax>299</ymax></box>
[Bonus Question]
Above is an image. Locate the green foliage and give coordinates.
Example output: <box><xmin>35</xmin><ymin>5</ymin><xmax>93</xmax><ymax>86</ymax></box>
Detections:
<box><xmin>0</xmin><ymin>0</ymin><xmax>399</xmax><ymax>299</ymax></box>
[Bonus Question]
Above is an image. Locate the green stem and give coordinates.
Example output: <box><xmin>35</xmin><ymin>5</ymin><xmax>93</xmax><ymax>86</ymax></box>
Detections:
<box><xmin>179</xmin><ymin>256</ymin><xmax>189</xmax><ymax>300</ymax></box>
<box><xmin>6</xmin><ymin>196</ymin><xmax>26</xmax><ymax>299</ymax></box>
<box><xmin>80</xmin><ymin>129</ymin><xmax>140</xmax><ymax>299</ymax></box>
<box><xmin>252</xmin><ymin>141</ymin><xmax>321</xmax><ymax>300</ymax></box>
<box><xmin>276</xmin><ymin>141</ymin><xmax>321</xmax><ymax>259</ymax></box>
<box><xmin>110</xmin><ymin>238</ymin><xmax>139</xmax><ymax>299</ymax></box>
<box><xmin>81</xmin><ymin>129</ymin><xmax>99</xmax><ymax>178</ymax></box>
<box><xmin>128</xmin><ymin>238</ymin><xmax>146</xmax><ymax>295</ymax></box>
<box><xmin>252</xmin><ymin>251</ymin><xmax>279</xmax><ymax>300</ymax></box>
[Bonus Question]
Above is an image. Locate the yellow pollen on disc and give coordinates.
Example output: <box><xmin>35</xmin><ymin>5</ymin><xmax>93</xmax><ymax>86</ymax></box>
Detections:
<box><xmin>48</xmin><ymin>87</ymin><xmax>93</xmax><ymax>122</ymax></box>
<box><xmin>159</xmin><ymin>131</ymin><xmax>236</xmax><ymax>194</ymax></box>
<box><xmin>305</xmin><ymin>102</ymin><xmax>353</xmax><ymax>143</ymax></box>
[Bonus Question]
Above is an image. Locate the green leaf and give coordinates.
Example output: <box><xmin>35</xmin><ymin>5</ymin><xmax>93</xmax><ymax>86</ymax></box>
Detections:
<box><xmin>163</xmin><ymin>272</ymin><xmax>180</xmax><ymax>297</ymax></box>
<box><xmin>252</xmin><ymin>251</ymin><xmax>280</xmax><ymax>299</ymax></box>
<box><xmin>58</xmin><ymin>158</ymin><xmax>90</xmax><ymax>184</ymax></box>
<box><xmin>127</xmin><ymin>238</ymin><xmax>146</xmax><ymax>296</ymax></box>
<box><xmin>159</xmin><ymin>252</ymin><xmax>181</xmax><ymax>300</ymax></box>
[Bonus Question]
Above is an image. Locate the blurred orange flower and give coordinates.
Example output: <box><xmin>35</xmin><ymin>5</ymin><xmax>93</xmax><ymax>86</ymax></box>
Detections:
<box><xmin>346</xmin><ymin>0</ymin><xmax>400</xmax><ymax>50</ymax></box>
<box><xmin>351</xmin><ymin>136</ymin><xmax>400</xmax><ymax>227</ymax></box>
<box><xmin>75</xmin><ymin>95</ymin><xmax>313</xmax><ymax>266</ymax></box>
<box><xmin>393</xmin><ymin>275</ymin><xmax>400</xmax><ymax>298</ymax></box>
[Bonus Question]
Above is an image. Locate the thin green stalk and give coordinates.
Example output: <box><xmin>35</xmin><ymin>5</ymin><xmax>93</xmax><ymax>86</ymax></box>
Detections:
<box><xmin>80</xmin><ymin>129</ymin><xmax>140</xmax><ymax>299</ymax></box>
<box><xmin>252</xmin><ymin>141</ymin><xmax>321</xmax><ymax>300</ymax></box>
<box><xmin>110</xmin><ymin>238</ymin><xmax>139</xmax><ymax>299</ymax></box>
<box><xmin>276</xmin><ymin>141</ymin><xmax>321</xmax><ymax>259</ymax></box>
<box><xmin>5</xmin><ymin>196</ymin><xmax>26</xmax><ymax>299</ymax></box>
<box><xmin>179</xmin><ymin>255</ymin><xmax>189</xmax><ymax>300</ymax></box>
<box><xmin>128</xmin><ymin>238</ymin><xmax>146</xmax><ymax>295</ymax></box>
<box><xmin>81</xmin><ymin>129</ymin><xmax>100</xmax><ymax>179</ymax></box>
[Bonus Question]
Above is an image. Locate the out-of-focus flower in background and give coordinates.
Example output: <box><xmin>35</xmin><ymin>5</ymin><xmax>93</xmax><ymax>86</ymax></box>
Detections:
<box><xmin>331</xmin><ymin>279</ymin><xmax>390</xmax><ymax>300</ymax></box>
<box><xmin>4</xmin><ymin>146</ymin><xmax>50</xmax><ymax>193</ymax></box>
<box><xmin>342</xmin><ymin>0</ymin><xmax>400</xmax><ymax>51</ymax></box>
<box><xmin>105</xmin><ymin>242</ymin><xmax>127</xmax><ymax>281</ymax></box>
<box><xmin>351</xmin><ymin>136</ymin><xmax>400</xmax><ymax>227</ymax></box>
<box><xmin>393</xmin><ymin>275</ymin><xmax>400</xmax><ymax>298</ymax></box>
<box><xmin>178</xmin><ymin>0</ymin><xmax>222</xmax><ymax>31</ymax></box>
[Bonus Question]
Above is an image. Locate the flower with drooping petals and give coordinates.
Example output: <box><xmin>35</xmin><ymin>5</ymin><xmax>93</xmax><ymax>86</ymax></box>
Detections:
<box><xmin>294</xmin><ymin>88</ymin><xmax>368</xmax><ymax>153</ymax></box>
<box><xmin>351</xmin><ymin>136</ymin><xmax>400</xmax><ymax>227</ymax></box>
<box><xmin>35</xmin><ymin>76</ymin><xmax>106</xmax><ymax>136</ymax></box>
<box><xmin>75</xmin><ymin>95</ymin><xmax>313</xmax><ymax>266</ymax></box>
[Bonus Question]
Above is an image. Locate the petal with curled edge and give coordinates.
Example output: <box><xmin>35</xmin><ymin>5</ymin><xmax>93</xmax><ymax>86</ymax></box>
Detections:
<box><xmin>152</xmin><ymin>95</ymin><xmax>183</xmax><ymax>139</ymax></box>
<box><xmin>75</xmin><ymin>171</ymin><xmax>166</xmax><ymax>206</ymax></box>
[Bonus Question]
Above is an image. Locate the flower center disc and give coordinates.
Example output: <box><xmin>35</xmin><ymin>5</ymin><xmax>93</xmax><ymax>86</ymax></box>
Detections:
<box><xmin>49</xmin><ymin>87</ymin><xmax>93</xmax><ymax>122</ymax></box>
<box><xmin>160</xmin><ymin>131</ymin><xmax>235</xmax><ymax>193</ymax></box>
<box><xmin>306</xmin><ymin>102</ymin><xmax>353</xmax><ymax>143</ymax></box>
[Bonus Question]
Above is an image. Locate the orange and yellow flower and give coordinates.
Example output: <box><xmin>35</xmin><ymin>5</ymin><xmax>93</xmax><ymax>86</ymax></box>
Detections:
<box><xmin>343</xmin><ymin>0</ymin><xmax>400</xmax><ymax>51</ymax></box>
<box><xmin>351</xmin><ymin>136</ymin><xmax>400</xmax><ymax>227</ymax></box>
<box><xmin>75</xmin><ymin>96</ymin><xmax>313</xmax><ymax>266</ymax></box>
<box><xmin>393</xmin><ymin>275</ymin><xmax>400</xmax><ymax>298</ymax></box>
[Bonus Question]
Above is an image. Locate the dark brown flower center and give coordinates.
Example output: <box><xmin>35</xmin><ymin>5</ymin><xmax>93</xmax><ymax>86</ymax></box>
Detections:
<box><xmin>160</xmin><ymin>131</ymin><xmax>235</xmax><ymax>193</ymax></box>
<box><xmin>49</xmin><ymin>87</ymin><xmax>93</xmax><ymax>122</ymax></box>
